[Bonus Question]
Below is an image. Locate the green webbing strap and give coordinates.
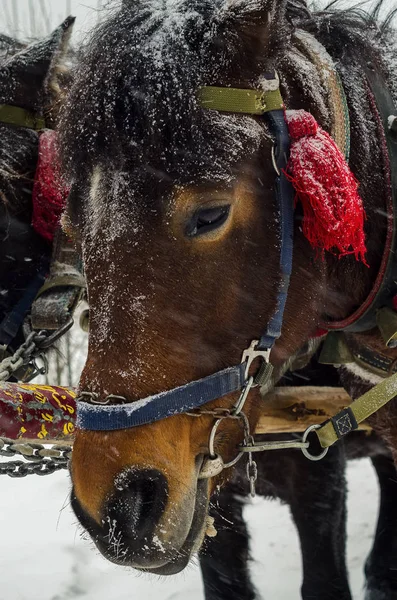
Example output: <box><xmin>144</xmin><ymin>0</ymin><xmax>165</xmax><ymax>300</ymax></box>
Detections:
<box><xmin>0</xmin><ymin>104</ymin><xmax>46</xmax><ymax>131</ymax></box>
<box><xmin>197</xmin><ymin>86</ymin><xmax>284</xmax><ymax>115</ymax></box>
<box><xmin>35</xmin><ymin>275</ymin><xmax>86</xmax><ymax>299</ymax></box>
<box><xmin>316</xmin><ymin>372</ymin><xmax>397</xmax><ymax>448</ymax></box>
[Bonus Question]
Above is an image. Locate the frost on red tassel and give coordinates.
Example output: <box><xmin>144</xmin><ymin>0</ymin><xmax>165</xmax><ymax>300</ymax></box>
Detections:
<box><xmin>284</xmin><ymin>109</ymin><xmax>367</xmax><ymax>265</ymax></box>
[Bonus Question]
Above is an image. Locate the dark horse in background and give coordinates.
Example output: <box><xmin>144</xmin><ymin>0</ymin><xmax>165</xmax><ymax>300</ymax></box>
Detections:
<box><xmin>0</xmin><ymin>20</ymin><xmax>73</xmax><ymax>354</ymax></box>
<box><xmin>2</xmin><ymin>3</ymin><xmax>397</xmax><ymax>600</ymax></box>
<box><xmin>57</xmin><ymin>0</ymin><xmax>397</xmax><ymax>598</ymax></box>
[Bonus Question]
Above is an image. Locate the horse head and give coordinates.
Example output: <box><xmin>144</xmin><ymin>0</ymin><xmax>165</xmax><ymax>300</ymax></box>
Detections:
<box><xmin>59</xmin><ymin>0</ymin><xmax>330</xmax><ymax>573</ymax></box>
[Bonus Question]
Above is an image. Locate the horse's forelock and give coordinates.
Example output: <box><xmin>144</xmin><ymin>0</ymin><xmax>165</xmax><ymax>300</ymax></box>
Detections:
<box><xmin>59</xmin><ymin>0</ymin><xmax>286</xmax><ymax>189</ymax></box>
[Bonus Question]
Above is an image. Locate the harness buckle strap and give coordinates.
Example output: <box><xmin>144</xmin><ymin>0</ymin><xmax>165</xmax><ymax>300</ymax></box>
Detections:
<box><xmin>241</xmin><ymin>340</ymin><xmax>271</xmax><ymax>382</ymax></box>
<box><xmin>329</xmin><ymin>407</ymin><xmax>358</xmax><ymax>439</ymax></box>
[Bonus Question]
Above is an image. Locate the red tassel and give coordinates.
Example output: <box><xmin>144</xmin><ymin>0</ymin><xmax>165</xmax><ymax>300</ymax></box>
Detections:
<box><xmin>32</xmin><ymin>130</ymin><xmax>69</xmax><ymax>243</ymax></box>
<box><xmin>284</xmin><ymin>110</ymin><xmax>367</xmax><ymax>265</ymax></box>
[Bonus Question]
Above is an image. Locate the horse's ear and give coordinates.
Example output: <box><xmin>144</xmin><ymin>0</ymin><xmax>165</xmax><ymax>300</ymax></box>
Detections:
<box><xmin>212</xmin><ymin>0</ymin><xmax>288</xmax><ymax>73</ymax></box>
<box><xmin>0</xmin><ymin>16</ymin><xmax>75</xmax><ymax>114</ymax></box>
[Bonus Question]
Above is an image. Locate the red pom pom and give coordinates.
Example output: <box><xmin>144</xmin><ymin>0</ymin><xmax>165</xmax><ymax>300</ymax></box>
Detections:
<box><xmin>284</xmin><ymin>109</ymin><xmax>367</xmax><ymax>265</ymax></box>
<box><xmin>32</xmin><ymin>130</ymin><xmax>69</xmax><ymax>243</ymax></box>
<box><xmin>287</xmin><ymin>110</ymin><xmax>318</xmax><ymax>139</ymax></box>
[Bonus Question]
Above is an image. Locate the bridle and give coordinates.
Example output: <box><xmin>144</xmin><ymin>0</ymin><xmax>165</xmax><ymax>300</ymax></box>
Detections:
<box><xmin>77</xmin><ymin>55</ymin><xmax>397</xmax><ymax>494</ymax></box>
<box><xmin>76</xmin><ymin>71</ymin><xmax>314</xmax><ymax>494</ymax></box>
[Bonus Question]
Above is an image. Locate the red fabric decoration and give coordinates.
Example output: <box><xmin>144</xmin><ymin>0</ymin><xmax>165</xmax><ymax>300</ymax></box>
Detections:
<box><xmin>284</xmin><ymin>110</ymin><xmax>367</xmax><ymax>265</ymax></box>
<box><xmin>32</xmin><ymin>130</ymin><xmax>69</xmax><ymax>243</ymax></box>
<box><xmin>313</xmin><ymin>327</ymin><xmax>328</xmax><ymax>338</ymax></box>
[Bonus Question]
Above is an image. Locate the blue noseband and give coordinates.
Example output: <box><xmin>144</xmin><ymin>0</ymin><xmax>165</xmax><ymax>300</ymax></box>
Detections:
<box><xmin>77</xmin><ymin>75</ymin><xmax>295</xmax><ymax>432</ymax></box>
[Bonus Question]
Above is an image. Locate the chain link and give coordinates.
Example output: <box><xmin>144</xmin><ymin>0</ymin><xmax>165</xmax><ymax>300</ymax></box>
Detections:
<box><xmin>0</xmin><ymin>317</ymin><xmax>74</xmax><ymax>383</ymax></box>
<box><xmin>0</xmin><ymin>331</ymin><xmax>42</xmax><ymax>381</ymax></box>
<box><xmin>0</xmin><ymin>459</ymin><xmax>68</xmax><ymax>478</ymax></box>
<box><xmin>246</xmin><ymin>435</ymin><xmax>258</xmax><ymax>498</ymax></box>
<box><xmin>0</xmin><ymin>437</ymin><xmax>72</xmax><ymax>477</ymax></box>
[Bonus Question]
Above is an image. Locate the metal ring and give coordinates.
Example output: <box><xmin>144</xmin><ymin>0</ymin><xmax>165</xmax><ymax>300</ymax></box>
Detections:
<box><xmin>223</xmin><ymin>451</ymin><xmax>245</xmax><ymax>469</ymax></box>
<box><xmin>208</xmin><ymin>418</ymin><xmax>225</xmax><ymax>458</ymax></box>
<box><xmin>208</xmin><ymin>413</ymin><xmax>248</xmax><ymax>469</ymax></box>
<box><xmin>301</xmin><ymin>424</ymin><xmax>329</xmax><ymax>462</ymax></box>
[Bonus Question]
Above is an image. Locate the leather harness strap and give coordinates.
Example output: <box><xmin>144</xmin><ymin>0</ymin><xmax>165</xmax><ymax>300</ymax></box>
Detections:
<box><xmin>0</xmin><ymin>104</ymin><xmax>47</xmax><ymax>131</ymax></box>
<box><xmin>316</xmin><ymin>371</ymin><xmax>397</xmax><ymax>449</ymax></box>
<box><xmin>312</xmin><ymin>69</ymin><xmax>397</xmax><ymax>452</ymax></box>
<box><xmin>323</xmin><ymin>70</ymin><xmax>397</xmax><ymax>334</ymax></box>
<box><xmin>293</xmin><ymin>29</ymin><xmax>351</xmax><ymax>160</ymax></box>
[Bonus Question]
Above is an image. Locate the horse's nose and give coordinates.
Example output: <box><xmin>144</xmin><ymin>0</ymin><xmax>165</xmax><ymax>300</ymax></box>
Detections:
<box><xmin>104</xmin><ymin>469</ymin><xmax>168</xmax><ymax>549</ymax></box>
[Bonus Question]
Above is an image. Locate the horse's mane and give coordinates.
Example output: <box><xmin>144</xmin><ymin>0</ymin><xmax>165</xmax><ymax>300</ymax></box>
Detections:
<box><xmin>59</xmin><ymin>0</ymin><xmax>397</xmax><ymax>189</ymax></box>
<box><xmin>293</xmin><ymin>1</ymin><xmax>397</xmax><ymax>101</ymax></box>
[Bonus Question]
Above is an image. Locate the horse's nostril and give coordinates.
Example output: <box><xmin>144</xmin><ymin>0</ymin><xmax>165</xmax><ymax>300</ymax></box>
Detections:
<box><xmin>105</xmin><ymin>469</ymin><xmax>168</xmax><ymax>546</ymax></box>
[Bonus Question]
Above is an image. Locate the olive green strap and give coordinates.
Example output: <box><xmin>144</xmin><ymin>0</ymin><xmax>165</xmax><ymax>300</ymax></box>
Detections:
<box><xmin>316</xmin><ymin>372</ymin><xmax>397</xmax><ymax>448</ymax></box>
<box><xmin>197</xmin><ymin>87</ymin><xmax>284</xmax><ymax>115</ymax></box>
<box><xmin>35</xmin><ymin>275</ymin><xmax>86</xmax><ymax>299</ymax></box>
<box><xmin>0</xmin><ymin>104</ymin><xmax>46</xmax><ymax>131</ymax></box>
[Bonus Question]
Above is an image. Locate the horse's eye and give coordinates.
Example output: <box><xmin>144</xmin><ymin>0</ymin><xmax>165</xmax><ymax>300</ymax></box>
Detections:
<box><xmin>186</xmin><ymin>206</ymin><xmax>230</xmax><ymax>237</ymax></box>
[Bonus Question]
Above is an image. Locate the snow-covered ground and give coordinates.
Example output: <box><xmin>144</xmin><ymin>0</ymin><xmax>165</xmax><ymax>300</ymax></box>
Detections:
<box><xmin>0</xmin><ymin>458</ymin><xmax>378</xmax><ymax>600</ymax></box>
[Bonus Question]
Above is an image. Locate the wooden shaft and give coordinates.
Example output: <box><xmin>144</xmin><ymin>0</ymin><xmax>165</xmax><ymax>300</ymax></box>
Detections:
<box><xmin>0</xmin><ymin>382</ymin><xmax>368</xmax><ymax>442</ymax></box>
<box><xmin>255</xmin><ymin>386</ymin><xmax>371</xmax><ymax>434</ymax></box>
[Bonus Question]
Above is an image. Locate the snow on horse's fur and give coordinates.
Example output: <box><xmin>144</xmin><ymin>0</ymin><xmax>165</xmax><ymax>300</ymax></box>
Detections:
<box><xmin>57</xmin><ymin>0</ymin><xmax>397</xmax><ymax>597</ymax></box>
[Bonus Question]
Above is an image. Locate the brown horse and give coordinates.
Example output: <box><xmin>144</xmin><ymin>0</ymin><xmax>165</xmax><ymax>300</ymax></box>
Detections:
<box><xmin>58</xmin><ymin>0</ymin><xmax>397</xmax><ymax>589</ymax></box>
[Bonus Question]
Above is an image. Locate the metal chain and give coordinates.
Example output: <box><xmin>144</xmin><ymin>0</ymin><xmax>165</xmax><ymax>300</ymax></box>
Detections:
<box><xmin>187</xmin><ymin>375</ymin><xmax>324</xmax><ymax>496</ymax></box>
<box><xmin>0</xmin><ymin>331</ymin><xmax>45</xmax><ymax>381</ymax></box>
<box><xmin>245</xmin><ymin>434</ymin><xmax>258</xmax><ymax>498</ymax></box>
<box><xmin>0</xmin><ymin>317</ymin><xmax>74</xmax><ymax>382</ymax></box>
<box><xmin>0</xmin><ymin>459</ymin><xmax>67</xmax><ymax>478</ymax></box>
<box><xmin>0</xmin><ymin>437</ymin><xmax>72</xmax><ymax>478</ymax></box>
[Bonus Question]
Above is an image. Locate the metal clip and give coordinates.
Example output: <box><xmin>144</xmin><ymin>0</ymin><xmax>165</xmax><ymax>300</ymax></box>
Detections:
<box><xmin>241</xmin><ymin>340</ymin><xmax>271</xmax><ymax>382</ymax></box>
<box><xmin>259</xmin><ymin>72</ymin><xmax>280</xmax><ymax>93</ymax></box>
<box><xmin>233</xmin><ymin>376</ymin><xmax>254</xmax><ymax>415</ymax></box>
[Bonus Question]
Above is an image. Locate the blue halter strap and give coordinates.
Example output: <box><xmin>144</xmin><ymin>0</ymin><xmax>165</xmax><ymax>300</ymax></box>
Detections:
<box><xmin>77</xmin><ymin>77</ymin><xmax>295</xmax><ymax>432</ymax></box>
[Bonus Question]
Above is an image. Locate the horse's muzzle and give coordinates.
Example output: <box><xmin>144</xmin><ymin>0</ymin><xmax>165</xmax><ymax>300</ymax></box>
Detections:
<box><xmin>71</xmin><ymin>468</ymin><xmax>209</xmax><ymax>574</ymax></box>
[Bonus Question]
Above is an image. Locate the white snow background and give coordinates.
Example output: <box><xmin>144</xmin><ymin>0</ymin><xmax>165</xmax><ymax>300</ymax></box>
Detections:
<box><xmin>0</xmin><ymin>0</ymin><xmax>393</xmax><ymax>598</ymax></box>
<box><xmin>0</xmin><ymin>457</ymin><xmax>379</xmax><ymax>600</ymax></box>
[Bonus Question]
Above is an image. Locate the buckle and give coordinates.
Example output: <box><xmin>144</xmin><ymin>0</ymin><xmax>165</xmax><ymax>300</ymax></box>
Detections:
<box><xmin>259</xmin><ymin>72</ymin><xmax>280</xmax><ymax>93</ymax></box>
<box><xmin>241</xmin><ymin>340</ymin><xmax>271</xmax><ymax>382</ymax></box>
